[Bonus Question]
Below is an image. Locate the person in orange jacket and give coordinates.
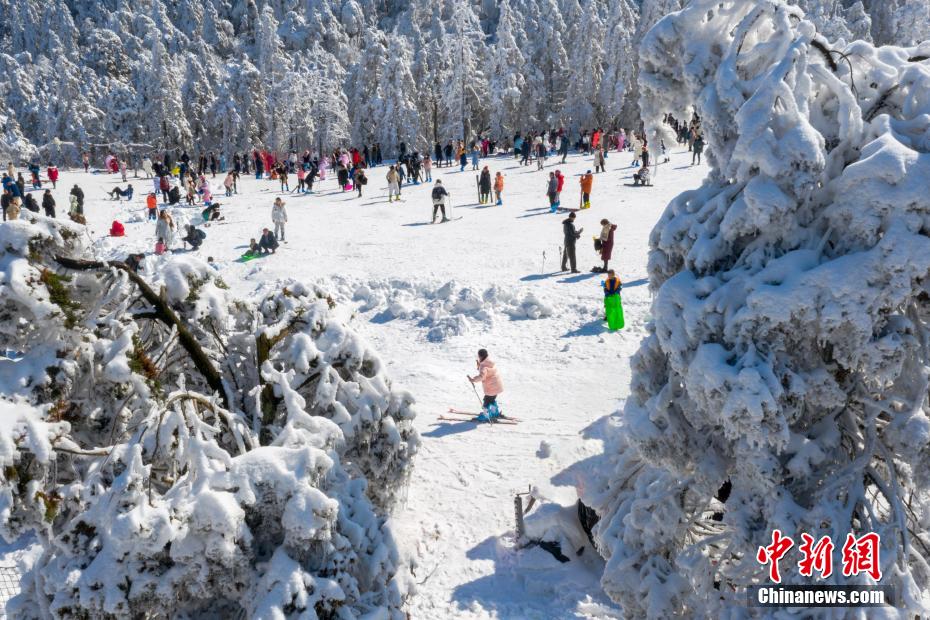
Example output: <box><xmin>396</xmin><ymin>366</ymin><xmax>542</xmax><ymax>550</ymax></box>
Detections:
<box><xmin>493</xmin><ymin>172</ymin><xmax>504</xmax><ymax>205</ymax></box>
<box><xmin>579</xmin><ymin>170</ymin><xmax>593</xmax><ymax>209</ymax></box>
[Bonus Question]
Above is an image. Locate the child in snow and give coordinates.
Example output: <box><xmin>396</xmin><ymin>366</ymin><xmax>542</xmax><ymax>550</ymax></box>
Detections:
<box><xmin>110</xmin><ymin>221</ymin><xmax>125</xmax><ymax>237</ymax></box>
<box><xmin>46</xmin><ymin>164</ymin><xmax>59</xmax><ymax>189</ymax></box>
<box><xmin>155</xmin><ymin>237</ymin><xmax>167</xmax><ymax>255</ymax></box>
<box><xmin>632</xmin><ymin>164</ymin><xmax>651</xmax><ymax>186</ymax></box>
<box><xmin>146</xmin><ymin>193</ymin><xmax>158</xmax><ymax>220</ymax></box>
<box><xmin>602</xmin><ymin>270</ymin><xmax>624</xmax><ymax>331</ymax></box>
<box><xmin>579</xmin><ymin>171</ymin><xmax>593</xmax><ymax>209</ymax></box>
<box><xmin>109</xmin><ymin>184</ymin><xmax>133</xmax><ymax>201</ymax></box>
<box><xmin>354</xmin><ymin>168</ymin><xmax>367</xmax><ymax>197</ymax></box>
<box><xmin>202</xmin><ymin>203</ymin><xmax>223</xmax><ymax>222</ymax></box>
<box><xmin>468</xmin><ymin>349</ymin><xmax>504</xmax><ymax>421</ymax></box>
<box><xmin>471</xmin><ymin>147</ymin><xmax>480</xmax><ymax>171</ymax></box>
<box><xmin>182</xmin><ymin>225</ymin><xmax>206</xmax><ymax>250</ymax></box>
<box><xmin>494</xmin><ymin>172</ymin><xmax>504</xmax><ymax>205</ymax></box>
<box><xmin>423</xmin><ymin>155</ymin><xmax>433</xmax><ymax>182</ymax></box>
<box><xmin>386</xmin><ymin>166</ymin><xmax>401</xmax><ymax>202</ymax></box>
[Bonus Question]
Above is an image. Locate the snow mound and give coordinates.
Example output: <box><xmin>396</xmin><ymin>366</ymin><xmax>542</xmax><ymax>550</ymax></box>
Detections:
<box><xmin>344</xmin><ymin>278</ymin><xmax>554</xmax><ymax>342</ymax></box>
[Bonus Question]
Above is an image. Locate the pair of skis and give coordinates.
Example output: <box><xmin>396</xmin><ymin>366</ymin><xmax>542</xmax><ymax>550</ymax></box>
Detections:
<box><xmin>438</xmin><ymin>407</ymin><xmax>520</xmax><ymax>425</ymax></box>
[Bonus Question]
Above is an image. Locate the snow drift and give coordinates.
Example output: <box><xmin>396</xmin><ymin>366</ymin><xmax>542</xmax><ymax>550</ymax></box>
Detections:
<box><xmin>582</xmin><ymin>0</ymin><xmax>930</xmax><ymax>616</ymax></box>
<box><xmin>0</xmin><ymin>216</ymin><xmax>418</xmax><ymax>618</ymax></box>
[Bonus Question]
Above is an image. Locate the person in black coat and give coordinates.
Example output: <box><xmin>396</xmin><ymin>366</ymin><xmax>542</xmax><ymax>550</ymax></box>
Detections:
<box><xmin>182</xmin><ymin>225</ymin><xmax>206</xmax><ymax>249</ymax></box>
<box><xmin>478</xmin><ymin>166</ymin><xmax>492</xmax><ymax>204</ymax></box>
<box><xmin>434</xmin><ymin>142</ymin><xmax>443</xmax><ymax>168</ymax></box>
<box><xmin>561</xmin><ymin>212</ymin><xmax>582</xmax><ymax>273</ymax></box>
<box><xmin>70</xmin><ymin>184</ymin><xmax>84</xmax><ymax>213</ymax></box>
<box><xmin>42</xmin><ymin>190</ymin><xmax>55</xmax><ymax>217</ymax></box>
<box><xmin>259</xmin><ymin>228</ymin><xmax>278</xmax><ymax>254</ymax></box>
<box><xmin>23</xmin><ymin>193</ymin><xmax>40</xmax><ymax>213</ymax></box>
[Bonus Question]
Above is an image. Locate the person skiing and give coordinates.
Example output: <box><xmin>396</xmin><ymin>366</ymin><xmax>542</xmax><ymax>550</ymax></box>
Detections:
<box><xmin>579</xmin><ymin>170</ymin><xmax>593</xmax><ymax>209</ymax></box>
<box><xmin>479</xmin><ymin>166</ymin><xmax>492</xmax><ymax>204</ymax></box>
<box><xmin>602</xmin><ymin>270</ymin><xmax>624</xmax><ymax>330</ymax></box>
<box><xmin>431</xmin><ymin>179</ymin><xmax>450</xmax><ymax>223</ymax></box>
<box><xmin>271</xmin><ymin>197</ymin><xmax>287</xmax><ymax>242</ymax></box>
<box><xmin>42</xmin><ymin>189</ymin><xmax>55</xmax><ymax>218</ymax></box>
<box><xmin>468</xmin><ymin>348</ymin><xmax>504</xmax><ymax>422</ymax></box>
<box><xmin>386</xmin><ymin>165</ymin><xmax>401</xmax><ymax>202</ymax></box>
<box><xmin>595</xmin><ymin>219</ymin><xmax>617</xmax><ymax>273</ymax></box>
<box><xmin>562</xmin><ymin>211</ymin><xmax>582</xmax><ymax>273</ymax></box>
<box><xmin>547</xmin><ymin>172</ymin><xmax>559</xmax><ymax>213</ymax></box>
<box><xmin>493</xmin><ymin>171</ymin><xmax>504</xmax><ymax>206</ymax></box>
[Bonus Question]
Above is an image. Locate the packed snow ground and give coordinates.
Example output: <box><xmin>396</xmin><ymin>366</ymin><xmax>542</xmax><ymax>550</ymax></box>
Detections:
<box><xmin>3</xmin><ymin>148</ymin><xmax>704</xmax><ymax>617</ymax></box>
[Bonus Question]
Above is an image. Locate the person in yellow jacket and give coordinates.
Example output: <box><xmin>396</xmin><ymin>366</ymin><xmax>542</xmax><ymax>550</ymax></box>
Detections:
<box><xmin>602</xmin><ymin>270</ymin><xmax>624</xmax><ymax>330</ymax></box>
<box><xmin>579</xmin><ymin>170</ymin><xmax>593</xmax><ymax>209</ymax></box>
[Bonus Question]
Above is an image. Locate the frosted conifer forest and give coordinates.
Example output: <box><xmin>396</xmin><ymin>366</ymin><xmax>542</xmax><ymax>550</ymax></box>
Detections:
<box><xmin>1</xmin><ymin>0</ymin><xmax>930</xmax><ymax>618</ymax></box>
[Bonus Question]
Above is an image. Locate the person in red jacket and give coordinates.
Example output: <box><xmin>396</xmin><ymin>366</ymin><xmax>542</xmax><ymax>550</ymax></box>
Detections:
<box><xmin>555</xmin><ymin>169</ymin><xmax>565</xmax><ymax>208</ymax></box>
<box><xmin>46</xmin><ymin>164</ymin><xmax>59</xmax><ymax>189</ymax></box>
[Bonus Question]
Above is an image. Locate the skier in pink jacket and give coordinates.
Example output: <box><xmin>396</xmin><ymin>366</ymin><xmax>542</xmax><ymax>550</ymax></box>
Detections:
<box><xmin>469</xmin><ymin>349</ymin><xmax>504</xmax><ymax>421</ymax></box>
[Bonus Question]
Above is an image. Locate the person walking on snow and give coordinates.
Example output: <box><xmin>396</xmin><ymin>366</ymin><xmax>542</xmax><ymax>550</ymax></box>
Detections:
<box><xmin>386</xmin><ymin>165</ymin><xmax>401</xmax><ymax>202</ymax></box>
<box><xmin>423</xmin><ymin>155</ymin><xmax>433</xmax><ymax>182</ymax></box>
<box><xmin>562</xmin><ymin>211</ymin><xmax>582</xmax><ymax>273</ymax></box>
<box><xmin>493</xmin><ymin>171</ymin><xmax>504</xmax><ymax>205</ymax></box>
<box><xmin>271</xmin><ymin>197</ymin><xmax>288</xmax><ymax>242</ymax></box>
<box><xmin>468</xmin><ymin>348</ymin><xmax>504</xmax><ymax>421</ymax></box>
<box><xmin>692</xmin><ymin>133</ymin><xmax>705</xmax><ymax>165</ymax></box>
<box><xmin>579</xmin><ymin>170</ymin><xmax>593</xmax><ymax>209</ymax></box>
<box><xmin>431</xmin><ymin>179</ymin><xmax>450</xmax><ymax>223</ymax></box>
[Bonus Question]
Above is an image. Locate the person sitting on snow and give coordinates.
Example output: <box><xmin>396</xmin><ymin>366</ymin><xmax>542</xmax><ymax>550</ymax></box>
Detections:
<box><xmin>243</xmin><ymin>238</ymin><xmax>260</xmax><ymax>258</ymax></box>
<box><xmin>632</xmin><ymin>164</ymin><xmax>651</xmax><ymax>186</ymax></box>
<box><xmin>202</xmin><ymin>203</ymin><xmax>223</xmax><ymax>222</ymax></box>
<box><xmin>468</xmin><ymin>348</ymin><xmax>504</xmax><ymax>421</ymax></box>
<box><xmin>125</xmin><ymin>253</ymin><xmax>144</xmax><ymax>273</ymax></box>
<box><xmin>109</xmin><ymin>184</ymin><xmax>134</xmax><ymax>200</ymax></box>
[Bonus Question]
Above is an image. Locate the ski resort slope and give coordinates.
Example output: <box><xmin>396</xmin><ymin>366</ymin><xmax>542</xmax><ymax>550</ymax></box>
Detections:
<box><xmin>31</xmin><ymin>149</ymin><xmax>704</xmax><ymax>618</ymax></box>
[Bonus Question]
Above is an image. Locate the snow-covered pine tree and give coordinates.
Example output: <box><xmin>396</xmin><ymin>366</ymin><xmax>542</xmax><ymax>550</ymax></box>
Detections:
<box><xmin>582</xmin><ymin>0</ymin><xmax>930</xmax><ymax>616</ymax></box>
<box><xmin>380</xmin><ymin>34</ymin><xmax>422</xmax><ymax>152</ymax></box>
<box><xmin>598</xmin><ymin>0</ymin><xmax>638</xmax><ymax>128</ymax></box>
<box><xmin>443</xmin><ymin>0</ymin><xmax>489</xmax><ymax>143</ymax></box>
<box><xmin>0</xmin><ymin>217</ymin><xmax>418</xmax><ymax>618</ymax></box>
<box><xmin>561</xmin><ymin>0</ymin><xmax>606</xmax><ymax>130</ymax></box>
<box><xmin>487</xmin><ymin>0</ymin><xmax>527</xmax><ymax>140</ymax></box>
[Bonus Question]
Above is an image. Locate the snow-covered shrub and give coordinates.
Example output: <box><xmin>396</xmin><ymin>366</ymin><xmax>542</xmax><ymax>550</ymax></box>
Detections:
<box><xmin>582</xmin><ymin>1</ymin><xmax>930</xmax><ymax>616</ymax></box>
<box><xmin>346</xmin><ymin>277</ymin><xmax>553</xmax><ymax>342</ymax></box>
<box><xmin>0</xmin><ymin>217</ymin><xmax>418</xmax><ymax>618</ymax></box>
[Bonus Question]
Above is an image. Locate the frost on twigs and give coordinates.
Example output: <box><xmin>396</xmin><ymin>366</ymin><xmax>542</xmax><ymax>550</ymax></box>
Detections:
<box><xmin>582</xmin><ymin>0</ymin><xmax>930</xmax><ymax>616</ymax></box>
<box><xmin>0</xmin><ymin>218</ymin><xmax>418</xmax><ymax>618</ymax></box>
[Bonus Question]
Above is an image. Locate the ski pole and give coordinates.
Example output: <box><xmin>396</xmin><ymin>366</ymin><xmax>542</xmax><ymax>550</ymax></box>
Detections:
<box><xmin>468</xmin><ymin>376</ymin><xmax>483</xmax><ymax>406</ymax></box>
<box><xmin>541</xmin><ymin>250</ymin><xmax>546</xmax><ymax>274</ymax></box>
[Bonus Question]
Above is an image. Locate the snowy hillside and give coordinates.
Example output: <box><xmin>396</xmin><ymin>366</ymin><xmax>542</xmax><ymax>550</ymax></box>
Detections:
<box><xmin>0</xmin><ymin>0</ymin><xmax>927</xmax><ymax>163</ymax></box>
<box><xmin>0</xmin><ymin>135</ymin><xmax>705</xmax><ymax>616</ymax></box>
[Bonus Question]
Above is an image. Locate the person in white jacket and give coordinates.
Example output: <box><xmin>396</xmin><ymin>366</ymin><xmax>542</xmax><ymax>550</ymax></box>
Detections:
<box><xmin>142</xmin><ymin>156</ymin><xmax>154</xmax><ymax>178</ymax></box>
<box><xmin>271</xmin><ymin>197</ymin><xmax>288</xmax><ymax>242</ymax></box>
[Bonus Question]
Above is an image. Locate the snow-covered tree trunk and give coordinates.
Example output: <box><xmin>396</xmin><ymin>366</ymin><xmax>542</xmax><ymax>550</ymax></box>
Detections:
<box><xmin>582</xmin><ymin>1</ymin><xmax>930</xmax><ymax>616</ymax></box>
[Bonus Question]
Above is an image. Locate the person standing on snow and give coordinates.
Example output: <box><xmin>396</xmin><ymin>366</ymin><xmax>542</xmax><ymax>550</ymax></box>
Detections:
<box><xmin>593</xmin><ymin>147</ymin><xmax>605</xmax><ymax>173</ymax></box>
<box><xmin>386</xmin><ymin>165</ymin><xmax>401</xmax><ymax>202</ymax></box>
<box><xmin>554</xmin><ymin>169</ymin><xmax>565</xmax><ymax>208</ymax></box>
<box><xmin>479</xmin><ymin>166</ymin><xmax>492</xmax><ymax>204</ymax></box>
<box><xmin>692</xmin><ymin>133</ymin><xmax>705</xmax><ymax>165</ymax></box>
<box><xmin>602</xmin><ymin>270</ymin><xmax>625</xmax><ymax>330</ymax></box>
<box><xmin>271</xmin><ymin>197</ymin><xmax>288</xmax><ymax>242</ymax></box>
<box><xmin>562</xmin><ymin>211</ymin><xmax>582</xmax><ymax>273</ymax></box>
<box><xmin>470</xmin><ymin>146</ymin><xmax>480</xmax><ymax>171</ymax></box>
<box><xmin>579</xmin><ymin>170</ymin><xmax>593</xmax><ymax>209</ymax></box>
<box><xmin>559</xmin><ymin>132</ymin><xmax>570</xmax><ymax>163</ymax></box>
<box><xmin>42</xmin><ymin>190</ymin><xmax>55</xmax><ymax>218</ymax></box>
<box><xmin>468</xmin><ymin>348</ymin><xmax>504</xmax><ymax>421</ymax></box>
<box><xmin>595</xmin><ymin>218</ymin><xmax>617</xmax><ymax>273</ymax></box>
<box><xmin>547</xmin><ymin>171</ymin><xmax>559</xmax><ymax>213</ymax></box>
<box><xmin>423</xmin><ymin>154</ymin><xmax>433</xmax><ymax>182</ymax></box>
<box><xmin>493</xmin><ymin>171</ymin><xmax>504</xmax><ymax>205</ymax></box>
<box><xmin>431</xmin><ymin>179</ymin><xmax>450</xmax><ymax>223</ymax></box>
